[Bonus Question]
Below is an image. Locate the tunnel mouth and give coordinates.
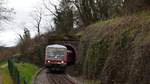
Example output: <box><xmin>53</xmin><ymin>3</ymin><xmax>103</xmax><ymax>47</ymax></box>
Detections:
<box><xmin>64</xmin><ymin>44</ymin><xmax>76</xmax><ymax>66</ymax></box>
<box><xmin>49</xmin><ymin>43</ymin><xmax>77</xmax><ymax>66</ymax></box>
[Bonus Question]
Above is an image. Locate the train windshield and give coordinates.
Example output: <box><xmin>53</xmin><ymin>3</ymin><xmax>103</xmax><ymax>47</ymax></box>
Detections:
<box><xmin>47</xmin><ymin>49</ymin><xmax>65</xmax><ymax>60</ymax></box>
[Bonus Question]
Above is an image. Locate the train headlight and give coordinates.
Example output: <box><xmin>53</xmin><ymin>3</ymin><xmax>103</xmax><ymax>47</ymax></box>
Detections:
<box><xmin>61</xmin><ymin>61</ymin><xmax>64</xmax><ymax>63</ymax></box>
<box><xmin>48</xmin><ymin>61</ymin><xmax>50</xmax><ymax>63</ymax></box>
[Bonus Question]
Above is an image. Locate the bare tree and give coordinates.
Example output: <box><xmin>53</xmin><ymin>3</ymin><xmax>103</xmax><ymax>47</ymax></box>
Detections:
<box><xmin>70</xmin><ymin>0</ymin><xmax>124</xmax><ymax>26</ymax></box>
<box><xmin>31</xmin><ymin>7</ymin><xmax>44</xmax><ymax>36</ymax></box>
<box><xmin>0</xmin><ymin>0</ymin><xmax>14</xmax><ymax>29</ymax></box>
<box><xmin>0</xmin><ymin>0</ymin><xmax>13</xmax><ymax>20</ymax></box>
<box><xmin>43</xmin><ymin>0</ymin><xmax>74</xmax><ymax>35</ymax></box>
<box><xmin>43</xmin><ymin>0</ymin><xmax>60</xmax><ymax>18</ymax></box>
<box><xmin>18</xmin><ymin>28</ymin><xmax>31</xmax><ymax>57</ymax></box>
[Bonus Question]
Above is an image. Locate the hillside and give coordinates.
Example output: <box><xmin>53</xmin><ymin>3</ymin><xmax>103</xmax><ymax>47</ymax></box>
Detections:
<box><xmin>77</xmin><ymin>11</ymin><xmax>150</xmax><ymax>84</ymax></box>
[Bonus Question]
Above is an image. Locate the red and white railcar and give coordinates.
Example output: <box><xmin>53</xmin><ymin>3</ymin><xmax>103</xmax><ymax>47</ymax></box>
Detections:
<box><xmin>45</xmin><ymin>44</ymin><xmax>67</xmax><ymax>71</ymax></box>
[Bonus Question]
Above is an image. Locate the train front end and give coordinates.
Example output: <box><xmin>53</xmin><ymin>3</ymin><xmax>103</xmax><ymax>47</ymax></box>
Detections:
<box><xmin>45</xmin><ymin>44</ymin><xmax>67</xmax><ymax>71</ymax></box>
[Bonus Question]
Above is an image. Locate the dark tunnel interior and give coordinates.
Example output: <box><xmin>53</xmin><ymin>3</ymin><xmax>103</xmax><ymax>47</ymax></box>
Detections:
<box><xmin>64</xmin><ymin>45</ymin><xmax>76</xmax><ymax>65</ymax></box>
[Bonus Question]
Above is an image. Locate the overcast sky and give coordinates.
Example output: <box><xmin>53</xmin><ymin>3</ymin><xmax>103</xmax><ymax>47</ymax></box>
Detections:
<box><xmin>0</xmin><ymin>0</ymin><xmax>59</xmax><ymax>47</ymax></box>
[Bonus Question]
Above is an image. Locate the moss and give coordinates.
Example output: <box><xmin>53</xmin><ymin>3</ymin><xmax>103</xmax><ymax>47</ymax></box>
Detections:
<box><xmin>82</xmin><ymin>79</ymin><xmax>101</xmax><ymax>84</ymax></box>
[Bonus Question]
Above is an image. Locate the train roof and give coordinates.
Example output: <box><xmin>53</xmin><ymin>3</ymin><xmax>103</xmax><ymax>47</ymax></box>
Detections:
<box><xmin>46</xmin><ymin>44</ymin><xmax>67</xmax><ymax>48</ymax></box>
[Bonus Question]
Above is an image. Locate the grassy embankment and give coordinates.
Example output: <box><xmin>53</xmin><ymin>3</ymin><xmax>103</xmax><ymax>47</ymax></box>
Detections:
<box><xmin>74</xmin><ymin>11</ymin><xmax>150</xmax><ymax>84</ymax></box>
<box><xmin>0</xmin><ymin>61</ymin><xmax>13</xmax><ymax>84</ymax></box>
<box><xmin>0</xmin><ymin>61</ymin><xmax>38</xmax><ymax>84</ymax></box>
<box><xmin>15</xmin><ymin>62</ymin><xmax>38</xmax><ymax>84</ymax></box>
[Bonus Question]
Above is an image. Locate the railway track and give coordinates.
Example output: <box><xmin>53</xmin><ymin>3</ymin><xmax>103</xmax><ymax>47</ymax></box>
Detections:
<box><xmin>47</xmin><ymin>73</ymin><xmax>75</xmax><ymax>84</ymax></box>
<box><xmin>32</xmin><ymin>68</ymin><xmax>76</xmax><ymax>84</ymax></box>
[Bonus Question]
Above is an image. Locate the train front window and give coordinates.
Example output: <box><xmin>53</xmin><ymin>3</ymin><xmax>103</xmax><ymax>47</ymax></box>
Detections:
<box><xmin>47</xmin><ymin>49</ymin><xmax>65</xmax><ymax>59</ymax></box>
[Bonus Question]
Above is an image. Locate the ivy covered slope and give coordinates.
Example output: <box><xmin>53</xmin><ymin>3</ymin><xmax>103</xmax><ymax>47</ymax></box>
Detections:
<box><xmin>78</xmin><ymin>11</ymin><xmax>150</xmax><ymax>84</ymax></box>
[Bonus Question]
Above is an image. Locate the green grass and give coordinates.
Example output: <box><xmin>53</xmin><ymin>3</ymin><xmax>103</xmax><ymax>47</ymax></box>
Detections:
<box><xmin>0</xmin><ymin>61</ymin><xmax>7</xmax><ymax>66</ymax></box>
<box><xmin>1</xmin><ymin>68</ymin><xmax>13</xmax><ymax>84</ymax></box>
<box><xmin>15</xmin><ymin>62</ymin><xmax>38</xmax><ymax>84</ymax></box>
<box><xmin>0</xmin><ymin>61</ymin><xmax>13</xmax><ymax>84</ymax></box>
